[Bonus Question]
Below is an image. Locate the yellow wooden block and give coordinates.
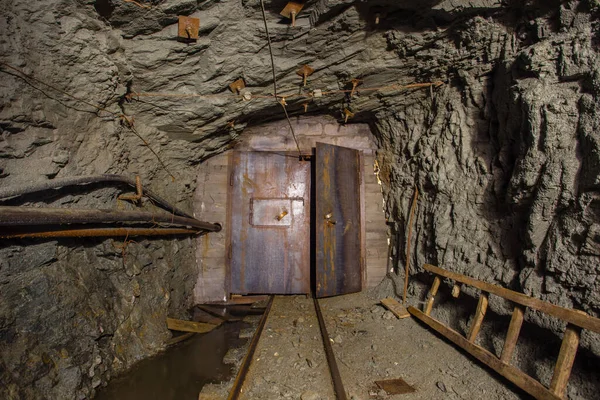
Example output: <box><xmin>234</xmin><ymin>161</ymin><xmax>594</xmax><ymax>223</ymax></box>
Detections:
<box><xmin>381</xmin><ymin>297</ymin><xmax>410</xmax><ymax>319</ymax></box>
<box><xmin>166</xmin><ymin>317</ymin><xmax>216</xmax><ymax>333</ymax></box>
<box><xmin>178</xmin><ymin>16</ymin><xmax>200</xmax><ymax>40</ymax></box>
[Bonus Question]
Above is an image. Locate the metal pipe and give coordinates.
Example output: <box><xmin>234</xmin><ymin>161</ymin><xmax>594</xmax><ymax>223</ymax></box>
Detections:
<box><xmin>0</xmin><ymin>174</ymin><xmax>193</xmax><ymax>219</ymax></box>
<box><xmin>0</xmin><ymin>206</ymin><xmax>221</xmax><ymax>232</ymax></box>
<box><xmin>1</xmin><ymin>227</ymin><xmax>200</xmax><ymax>239</ymax></box>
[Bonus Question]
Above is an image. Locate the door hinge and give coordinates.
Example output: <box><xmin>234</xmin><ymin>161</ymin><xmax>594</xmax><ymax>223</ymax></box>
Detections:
<box><xmin>228</xmin><ymin>243</ymin><xmax>232</xmax><ymax>260</ymax></box>
<box><xmin>229</xmin><ymin>171</ymin><xmax>234</xmax><ymax>186</ymax></box>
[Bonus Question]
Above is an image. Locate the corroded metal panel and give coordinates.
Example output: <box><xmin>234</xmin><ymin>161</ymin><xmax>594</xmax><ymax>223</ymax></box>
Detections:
<box><xmin>315</xmin><ymin>142</ymin><xmax>362</xmax><ymax>297</ymax></box>
<box><xmin>230</xmin><ymin>152</ymin><xmax>310</xmax><ymax>294</ymax></box>
<box><xmin>251</xmin><ymin>198</ymin><xmax>294</xmax><ymax>227</ymax></box>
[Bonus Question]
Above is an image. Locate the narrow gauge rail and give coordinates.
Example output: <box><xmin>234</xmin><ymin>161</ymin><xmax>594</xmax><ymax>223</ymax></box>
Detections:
<box><xmin>227</xmin><ymin>296</ymin><xmax>348</xmax><ymax>399</ymax></box>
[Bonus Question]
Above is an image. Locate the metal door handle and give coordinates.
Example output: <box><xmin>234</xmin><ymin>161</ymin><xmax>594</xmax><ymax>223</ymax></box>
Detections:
<box><xmin>324</xmin><ymin>212</ymin><xmax>336</xmax><ymax>225</ymax></box>
<box><xmin>276</xmin><ymin>210</ymin><xmax>288</xmax><ymax>221</ymax></box>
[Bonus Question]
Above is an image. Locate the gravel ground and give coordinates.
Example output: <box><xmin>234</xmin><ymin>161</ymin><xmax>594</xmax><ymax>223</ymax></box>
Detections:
<box><xmin>204</xmin><ymin>291</ymin><xmax>527</xmax><ymax>400</ymax></box>
<box><xmin>239</xmin><ymin>296</ymin><xmax>335</xmax><ymax>400</ymax></box>
<box><xmin>319</xmin><ymin>291</ymin><xmax>524</xmax><ymax>400</ymax></box>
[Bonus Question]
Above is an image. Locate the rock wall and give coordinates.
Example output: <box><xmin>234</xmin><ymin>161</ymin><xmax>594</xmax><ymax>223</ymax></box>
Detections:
<box><xmin>376</xmin><ymin>0</ymin><xmax>600</xmax><ymax>329</ymax></box>
<box><xmin>1</xmin><ymin>0</ymin><xmax>600</xmax><ymax>398</ymax></box>
<box><xmin>371</xmin><ymin>1</ymin><xmax>600</xmax><ymax>397</ymax></box>
<box><xmin>0</xmin><ymin>1</ymin><xmax>209</xmax><ymax>398</ymax></box>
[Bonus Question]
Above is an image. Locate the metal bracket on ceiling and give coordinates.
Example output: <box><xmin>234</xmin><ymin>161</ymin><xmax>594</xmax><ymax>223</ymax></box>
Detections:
<box><xmin>296</xmin><ymin>64</ymin><xmax>314</xmax><ymax>87</ymax></box>
<box><xmin>280</xmin><ymin>2</ymin><xmax>304</xmax><ymax>27</ymax></box>
<box><xmin>178</xmin><ymin>16</ymin><xmax>200</xmax><ymax>41</ymax></box>
<box><xmin>229</xmin><ymin>78</ymin><xmax>246</xmax><ymax>95</ymax></box>
<box><xmin>343</xmin><ymin>108</ymin><xmax>354</xmax><ymax>123</ymax></box>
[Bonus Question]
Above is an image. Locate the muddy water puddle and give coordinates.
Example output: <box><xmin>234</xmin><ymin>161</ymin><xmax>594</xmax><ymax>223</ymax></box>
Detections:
<box><xmin>95</xmin><ymin>321</ymin><xmax>248</xmax><ymax>400</ymax></box>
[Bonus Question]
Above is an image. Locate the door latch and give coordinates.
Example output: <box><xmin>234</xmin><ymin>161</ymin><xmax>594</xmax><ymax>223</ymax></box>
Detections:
<box><xmin>324</xmin><ymin>212</ymin><xmax>336</xmax><ymax>226</ymax></box>
<box><xmin>276</xmin><ymin>210</ymin><xmax>288</xmax><ymax>221</ymax></box>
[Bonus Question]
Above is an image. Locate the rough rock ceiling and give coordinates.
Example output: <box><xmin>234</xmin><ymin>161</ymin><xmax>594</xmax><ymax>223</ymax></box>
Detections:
<box><xmin>2</xmin><ymin>0</ymin><xmax>511</xmax><ymax>147</ymax></box>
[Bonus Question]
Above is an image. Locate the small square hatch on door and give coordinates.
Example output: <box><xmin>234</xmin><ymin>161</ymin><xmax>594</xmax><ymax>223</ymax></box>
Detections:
<box><xmin>250</xmin><ymin>198</ymin><xmax>303</xmax><ymax>227</ymax></box>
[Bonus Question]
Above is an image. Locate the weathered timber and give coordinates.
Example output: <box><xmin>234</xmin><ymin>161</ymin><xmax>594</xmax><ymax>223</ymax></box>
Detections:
<box><xmin>166</xmin><ymin>332</ymin><xmax>195</xmax><ymax>346</ymax></box>
<box><xmin>467</xmin><ymin>292</ymin><xmax>488</xmax><ymax>343</ymax></box>
<box><xmin>423</xmin><ymin>264</ymin><xmax>600</xmax><ymax>333</ymax></box>
<box><xmin>0</xmin><ymin>206</ymin><xmax>221</xmax><ymax>232</ymax></box>
<box><xmin>408</xmin><ymin>307</ymin><xmax>561</xmax><ymax>400</ymax></box>
<box><xmin>1</xmin><ymin>227</ymin><xmax>199</xmax><ymax>239</ymax></box>
<box><xmin>380</xmin><ymin>297</ymin><xmax>410</xmax><ymax>319</ymax></box>
<box><xmin>500</xmin><ymin>306</ymin><xmax>525</xmax><ymax>364</ymax></box>
<box><xmin>549</xmin><ymin>324</ymin><xmax>581</xmax><ymax>397</ymax></box>
<box><xmin>424</xmin><ymin>276</ymin><xmax>441</xmax><ymax>316</ymax></box>
<box><xmin>166</xmin><ymin>318</ymin><xmax>217</xmax><ymax>333</ymax></box>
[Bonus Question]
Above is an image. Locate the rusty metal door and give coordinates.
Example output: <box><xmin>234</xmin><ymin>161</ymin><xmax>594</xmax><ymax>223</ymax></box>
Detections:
<box><xmin>229</xmin><ymin>152</ymin><xmax>311</xmax><ymax>294</ymax></box>
<box><xmin>315</xmin><ymin>142</ymin><xmax>363</xmax><ymax>297</ymax></box>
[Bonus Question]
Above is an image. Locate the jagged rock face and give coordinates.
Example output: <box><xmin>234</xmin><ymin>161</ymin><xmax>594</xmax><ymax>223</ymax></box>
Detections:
<box><xmin>1</xmin><ymin>0</ymin><xmax>600</xmax><ymax>398</ymax></box>
<box><xmin>375</xmin><ymin>2</ymin><xmax>600</xmax><ymax>324</ymax></box>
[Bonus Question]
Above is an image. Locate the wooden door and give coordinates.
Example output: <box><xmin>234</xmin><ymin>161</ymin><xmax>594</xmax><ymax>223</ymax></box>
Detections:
<box><xmin>229</xmin><ymin>152</ymin><xmax>311</xmax><ymax>294</ymax></box>
<box><xmin>315</xmin><ymin>142</ymin><xmax>363</xmax><ymax>297</ymax></box>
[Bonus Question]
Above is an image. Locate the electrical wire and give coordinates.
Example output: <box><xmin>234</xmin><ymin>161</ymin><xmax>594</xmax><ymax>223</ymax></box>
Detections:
<box><xmin>259</xmin><ymin>0</ymin><xmax>303</xmax><ymax>158</ymax></box>
<box><xmin>0</xmin><ymin>62</ymin><xmax>175</xmax><ymax>180</ymax></box>
<box><xmin>129</xmin><ymin>80</ymin><xmax>444</xmax><ymax>103</ymax></box>
<box><xmin>1</xmin><ymin>57</ymin><xmax>444</xmax><ymax>162</ymax></box>
<box><xmin>259</xmin><ymin>0</ymin><xmax>278</xmax><ymax>99</ymax></box>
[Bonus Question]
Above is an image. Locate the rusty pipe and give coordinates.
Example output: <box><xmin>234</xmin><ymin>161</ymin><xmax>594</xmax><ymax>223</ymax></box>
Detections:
<box><xmin>1</xmin><ymin>227</ymin><xmax>200</xmax><ymax>239</ymax></box>
<box><xmin>0</xmin><ymin>174</ymin><xmax>193</xmax><ymax>219</ymax></box>
<box><xmin>0</xmin><ymin>206</ymin><xmax>221</xmax><ymax>232</ymax></box>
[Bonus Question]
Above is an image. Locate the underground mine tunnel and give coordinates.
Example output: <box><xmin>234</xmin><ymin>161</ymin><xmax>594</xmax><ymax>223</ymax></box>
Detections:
<box><xmin>2</xmin><ymin>0</ymin><xmax>600</xmax><ymax>399</ymax></box>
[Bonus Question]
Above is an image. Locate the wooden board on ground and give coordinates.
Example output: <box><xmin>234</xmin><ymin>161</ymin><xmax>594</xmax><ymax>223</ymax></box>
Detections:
<box><xmin>197</xmin><ymin>305</ymin><xmax>241</xmax><ymax>321</ymax></box>
<box><xmin>228</xmin><ymin>295</ymin><xmax>270</xmax><ymax>305</ymax></box>
<box><xmin>167</xmin><ymin>317</ymin><xmax>217</xmax><ymax>333</ymax></box>
<box><xmin>192</xmin><ymin>307</ymin><xmax>226</xmax><ymax>325</ymax></box>
<box><xmin>166</xmin><ymin>332</ymin><xmax>195</xmax><ymax>346</ymax></box>
<box><xmin>381</xmin><ymin>298</ymin><xmax>410</xmax><ymax>319</ymax></box>
<box><xmin>375</xmin><ymin>377</ymin><xmax>416</xmax><ymax>395</ymax></box>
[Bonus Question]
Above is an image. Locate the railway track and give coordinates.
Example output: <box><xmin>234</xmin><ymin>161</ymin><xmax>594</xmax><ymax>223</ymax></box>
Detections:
<box><xmin>227</xmin><ymin>295</ymin><xmax>348</xmax><ymax>400</ymax></box>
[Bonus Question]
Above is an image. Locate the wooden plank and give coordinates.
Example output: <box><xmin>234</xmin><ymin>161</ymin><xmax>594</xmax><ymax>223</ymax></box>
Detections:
<box><xmin>166</xmin><ymin>332</ymin><xmax>195</xmax><ymax>346</ymax></box>
<box><xmin>424</xmin><ymin>276</ymin><xmax>441</xmax><ymax>316</ymax></box>
<box><xmin>500</xmin><ymin>306</ymin><xmax>525</xmax><ymax>364</ymax></box>
<box><xmin>166</xmin><ymin>318</ymin><xmax>217</xmax><ymax>333</ymax></box>
<box><xmin>467</xmin><ymin>292</ymin><xmax>488</xmax><ymax>343</ymax></box>
<box><xmin>451</xmin><ymin>284</ymin><xmax>461</xmax><ymax>298</ymax></box>
<box><xmin>408</xmin><ymin>307</ymin><xmax>561</xmax><ymax>400</ymax></box>
<box><xmin>403</xmin><ymin>187</ymin><xmax>419</xmax><ymax>304</ymax></box>
<box><xmin>381</xmin><ymin>297</ymin><xmax>410</xmax><ymax>319</ymax></box>
<box><xmin>549</xmin><ymin>324</ymin><xmax>581</xmax><ymax>397</ymax></box>
<box><xmin>423</xmin><ymin>264</ymin><xmax>600</xmax><ymax>334</ymax></box>
<box><xmin>197</xmin><ymin>305</ymin><xmax>241</xmax><ymax>322</ymax></box>
<box><xmin>226</xmin><ymin>295</ymin><xmax>270</xmax><ymax>305</ymax></box>
<box><xmin>192</xmin><ymin>307</ymin><xmax>226</xmax><ymax>325</ymax></box>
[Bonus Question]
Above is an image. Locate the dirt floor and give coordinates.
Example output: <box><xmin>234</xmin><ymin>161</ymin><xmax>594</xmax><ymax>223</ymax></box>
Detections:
<box><xmin>239</xmin><ymin>296</ymin><xmax>335</xmax><ymax>399</ymax></box>
<box><xmin>199</xmin><ymin>290</ymin><xmax>526</xmax><ymax>400</ymax></box>
<box><xmin>318</xmin><ymin>291</ymin><xmax>523</xmax><ymax>400</ymax></box>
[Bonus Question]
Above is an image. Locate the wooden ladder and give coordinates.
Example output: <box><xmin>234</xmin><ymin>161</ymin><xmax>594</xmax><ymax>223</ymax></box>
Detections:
<box><xmin>408</xmin><ymin>264</ymin><xmax>600</xmax><ymax>400</ymax></box>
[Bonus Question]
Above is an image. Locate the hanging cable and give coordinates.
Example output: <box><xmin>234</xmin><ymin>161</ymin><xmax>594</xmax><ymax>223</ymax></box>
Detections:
<box><xmin>259</xmin><ymin>0</ymin><xmax>303</xmax><ymax>158</ymax></box>
<box><xmin>0</xmin><ymin>62</ymin><xmax>175</xmax><ymax>180</ymax></box>
<box><xmin>130</xmin><ymin>81</ymin><xmax>444</xmax><ymax>103</ymax></box>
